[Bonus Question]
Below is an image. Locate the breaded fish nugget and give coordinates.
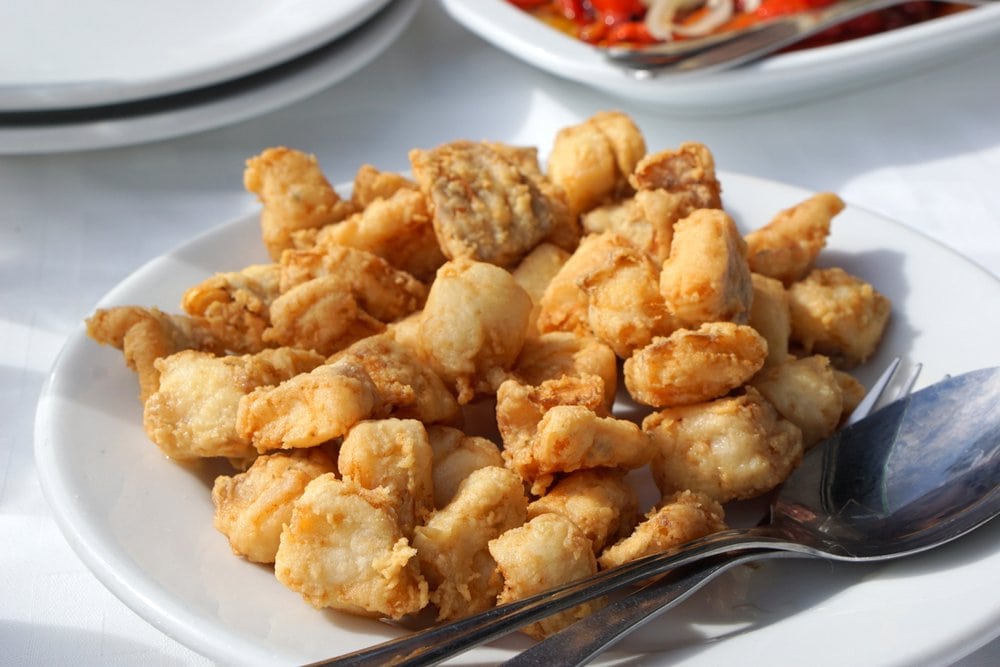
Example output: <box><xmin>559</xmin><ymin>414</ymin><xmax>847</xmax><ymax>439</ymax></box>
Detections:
<box><xmin>745</xmin><ymin>192</ymin><xmax>843</xmax><ymax>285</ymax></box>
<box><xmin>623</xmin><ymin>322</ymin><xmax>767</xmax><ymax>408</ymax></box>
<box><xmin>659</xmin><ymin>209</ymin><xmax>753</xmax><ymax>327</ymax></box>
<box><xmin>413</xmin><ymin>466</ymin><xmax>528</xmax><ymax>621</ymax></box>
<box><xmin>244</xmin><ymin>147</ymin><xmax>356</xmax><ymax>260</ymax></box>
<box><xmin>212</xmin><ymin>447</ymin><xmax>336</xmax><ymax>563</ymax></box>
<box><xmin>581</xmin><ymin>188</ymin><xmax>694</xmax><ymax>262</ymax></box>
<box><xmin>546</xmin><ymin>111</ymin><xmax>646</xmax><ymax>217</ymax></box>
<box><xmin>145</xmin><ymin>347</ymin><xmax>325</xmax><ymax>460</ymax></box>
<box><xmin>511</xmin><ymin>242</ymin><xmax>572</xmax><ymax>338</ymax></box>
<box><xmin>527</xmin><ymin>468</ymin><xmax>638</xmax><ymax>553</ymax></box>
<box><xmin>85</xmin><ymin>306</ymin><xmax>224</xmax><ymax>403</ymax></box>
<box><xmin>629</xmin><ymin>142</ymin><xmax>722</xmax><ymax>210</ymax></box>
<box><xmin>426</xmin><ymin>425</ymin><xmax>504</xmax><ymax>509</ymax></box>
<box><xmin>417</xmin><ymin>259</ymin><xmax>533</xmax><ymax>403</ymax></box>
<box><xmin>512</xmin><ymin>332</ymin><xmax>618</xmax><ymax>410</ymax></box>
<box><xmin>750</xmin><ymin>355</ymin><xmax>847</xmax><ymax>449</ymax></box>
<box><xmin>263</xmin><ymin>276</ymin><xmax>385</xmax><ymax>356</ymax></box>
<box><xmin>338</xmin><ymin>418</ymin><xmax>434</xmax><ymax>537</ymax></box>
<box><xmin>489</xmin><ymin>513</ymin><xmax>600</xmax><ymax>639</ymax></box>
<box><xmin>409</xmin><ymin>140</ymin><xmax>573</xmax><ymax>267</ymax></box>
<box><xmin>645</xmin><ymin>387</ymin><xmax>803</xmax><ymax>503</ymax></box>
<box><xmin>350</xmin><ymin>164</ymin><xmax>418</xmax><ymax>209</ymax></box>
<box><xmin>275</xmin><ymin>474</ymin><xmax>429</xmax><ymax>619</ymax></box>
<box><xmin>181</xmin><ymin>263</ymin><xmax>281</xmax><ymax>354</ymax></box>
<box><xmin>579</xmin><ymin>234</ymin><xmax>675</xmax><ymax>358</ymax></box>
<box><xmin>748</xmin><ymin>272</ymin><xmax>791</xmax><ymax>366</ymax></box>
<box><xmin>787</xmin><ymin>267</ymin><xmax>890</xmax><ymax>368</ymax></box>
<box><xmin>598</xmin><ymin>490</ymin><xmax>726</xmax><ymax>569</ymax></box>
<box><xmin>307</xmin><ymin>187</ymin><xmax>445</xmax><ymax>282</ymax></box>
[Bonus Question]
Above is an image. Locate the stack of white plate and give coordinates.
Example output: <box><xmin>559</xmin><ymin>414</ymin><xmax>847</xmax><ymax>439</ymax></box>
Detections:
<box><xmin>0</xmin><ymin>0</ymin><xmax>420</xmax><ymax>154</ymax></box>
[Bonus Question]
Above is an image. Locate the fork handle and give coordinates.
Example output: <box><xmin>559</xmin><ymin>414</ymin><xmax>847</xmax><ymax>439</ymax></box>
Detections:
<box><xmin>501</xmin><ymin>550</ymin><xmax>805</xmax><ymax>667</ymax></box>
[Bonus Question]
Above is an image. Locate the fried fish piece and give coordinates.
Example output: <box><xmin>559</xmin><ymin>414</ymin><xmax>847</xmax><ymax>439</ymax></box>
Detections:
<box><xmin>623</xmin><ymin>322</ymin><xmax>768</xmax><ymax>408</ymax></box>
<box><xmin>748</xmin><ymin>272</ymin><xmax>791</xmax><ymax>366</ymax></box>
<box><xmin>629</xmin><ymin>142</ymin><xmax>722</xmax><ymax>210</ymax></box>
<box><xmin>416</xmin><ymin>259</ymin><xmax>533</xmax><ymax>403</ymax></box>
<box><xmin>512</xmin><ymin>332</ymin><xmax>618</xmax><ymax>410</ymax></box>
<box><xmin>426</xmin><ymin>425</ymin><xmax>504</xmax><ymax>509</ymax></box>
<box><xmin>181</xmin><ymin>263</ymin><xmax>281</xmax><ymax>354</ymax></box>
<box><xmin>546</xmin><ymin>110</ymin><xmax>646</xmax><ymax>217</ymax></box>
<box><xmin>489</xmin><ymin>512</ymin><xmax>601</xmax><ymax>639</ymax></box>
<box><xmin>413</xmin><ymin>465</ymin><xmax>528</xmax><ymax>621</ymax></box>
<box><xmin>349</xmin><ymin>163</ymin><xmax>419</xmax><ymax>209</ymax></box>
<box><xmin>211</xmin><ymin>447</ymin><xmax>337</xmax><ymax>563</ymax></box>
<box><xmin>144</xmin><ymin>347</ymin><xmax>325</xmax><ymax>460</ymax></box>
<box><xmin>338</xmin><ymin>418</ymin><xmax>434</xmax><ymax>537</ymax></box>
<box><xmin>511</xmin><ymin>242</ymin><xmax>572</xmax><ymax>338</ymax></box>
<box><xmin>598</xmin><ymin>490</ymin><xmax>726</xmax><ymax>569</ymax></box>
<box><xmin>581</xmin><ymin>188</ymin><xmax>696</xmax><ymax>263</ymax></box>
<box><xmin>658</xmin><ymin>209</ymin><xmax>753</xmax><ymax>327</ymax></box>
<box><xmin>745</xmin><ymin>192</ymin><xmax>843</xmax><ymax>285</ymax></box>
<box><xmin>85</xmin><ymin>306</ymin><xmax>225</xmax><ymax>403</ymax></box>
<box><xmin>275</xmin><ymin>474</ymin><xmax>429</xmax><ymax>619</ymax></box>
<box><xmin>645</xmin><ymin>387</ymin><xmax>803</xmax><ymax>503</ymax></box>
<box><xmin>409</xmin><ymin>140</ymin><xmax>575</xmax><ymax>267</ymax></box>
<box><xmin>243</xmin><ymin>147</ymin><xmax>356</xmax><ymax>260</ymax></box>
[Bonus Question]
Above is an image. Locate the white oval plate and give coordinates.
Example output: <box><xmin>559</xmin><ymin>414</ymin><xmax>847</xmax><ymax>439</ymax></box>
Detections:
<box><xmin>0</xmin><ymin>0</ymin><xmax>391</xmax><ymax>111</ymax></box>
<box><xmin>0</xmin><ymin>0</ymin><xmax>419</xmax><ymax>155</ymax></box>
<box><xmin>35</xmin><ymin>173</ymin><xmax>1000</xmax><ymax>666</ymax></box>
<box><xmin>440</xmin><ymin>0</ymin><xmax>1000</xmax><ymax>114</ymax></box>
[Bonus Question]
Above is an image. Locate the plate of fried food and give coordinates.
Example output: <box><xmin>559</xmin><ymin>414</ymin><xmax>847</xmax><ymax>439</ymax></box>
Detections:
<box><xmin>440</xmin><ymin>0</ymin><xmax>1000</xmax><ymax>113</ymax></box>
<box><xmin>35</xmin><ymin>112</ymin><xmax>1000</xmax><ymax>665</ymax></box>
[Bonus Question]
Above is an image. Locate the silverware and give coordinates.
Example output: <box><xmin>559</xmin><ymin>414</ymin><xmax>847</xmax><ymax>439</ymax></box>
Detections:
<box><xmin>601</xmin><ymin>0</ymin><xmax>997</xmax><ymax>76</ymax></box>
<box><xmin>314</xmin><ymin>361</ymin><xmax>1000</xmax><ymax>666</ymax></box>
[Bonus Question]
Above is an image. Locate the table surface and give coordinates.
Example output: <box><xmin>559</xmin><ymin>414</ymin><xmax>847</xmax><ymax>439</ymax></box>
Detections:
<box><xmin>2</xmin><ymin>1</ymin><xmax>998</xmax><ymax>665</ymax></box>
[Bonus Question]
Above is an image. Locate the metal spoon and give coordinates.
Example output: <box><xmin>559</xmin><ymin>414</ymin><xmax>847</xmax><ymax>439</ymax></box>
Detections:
<box><xmin>315</xmin><ymin>365</ymin><xmax>1000</xmax><ymax>666</ymax></box>
<box><xmin>601</xmin><ymin>0</ymin><xmax>998</xmax><ymax>76</ymax></box>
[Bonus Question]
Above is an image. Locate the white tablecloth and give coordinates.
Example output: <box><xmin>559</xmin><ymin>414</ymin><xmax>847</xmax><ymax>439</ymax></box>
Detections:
<box><xmin>2</xmin><ymin>1</ymin><xmax>998</xmax><ymax>665</ymax></box>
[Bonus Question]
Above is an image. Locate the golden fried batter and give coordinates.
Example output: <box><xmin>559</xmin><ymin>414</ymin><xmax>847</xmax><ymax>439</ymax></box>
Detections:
<box><xmin>85</xmin><ymin>306</ymin><xmax>224</xmax><ymax>403</ymax></box>
<box><xmin>748</xmin><ymin>272</ymin><xmax>791</xmax><ymax>366</ymax></box>
<box><xmin>211</xmin><ymin>447</ymin><xmax>336</xmax><ymax>563</ymax></box>
<box><xmin>659</xmin><ymin>209</ymin><xmax>753</xmax><ymax>327</ymax></box>
<box><xmin>412</xmin><ymin>466</ymin><xmax>528</xmax><ymax>621</ymax></box>
<box><xmin>598</xmin><ymin>490</ymin><xmax>726</xmax><ymax>569</ymax></box>
<box><xmin>338</xmin><ymin>418</ymin><xmax>434</xmax><ymax>537</ymax></box>
<box><xmin>623</xmin><ymin>322</ymin><xmax>767</xmax><ymax>408</ymax></box>
<box><xmin>275</xmin><ymin>474</ymin><xmax>429</xmax><ymax>619</ymax></box>
<box><xmin>629</xmin><ymin>142</ymin><xmax>722</xmax><ymax>210</ymax></box>
<box><xmin>750</xmin><ymin>354</ymin><xmax>847</xmax><ymax>449</ymax></box>
<box><xmin>511</xmin><ymin>242</ymin><xmax>572</xmax><ymax>338</ymax></box>
<box><xmin>645</xmin><ymin>387</ymin><xmax>803</xmax><ymax>503</ymax></box>
<box><xmin>243</xmin><ymin>147</ymin><xmax>356</xmax><ymax>260</ymax></box>
<box><xmin>416</xmin><ymin>259</ymin><xmax>533</xmax><ymax>403</ymax></box>
<box><xmin>527</xmin><ymin>468</ymin><xmax>638</xmax><ymax>553</ymax></box>
<box><xmin>512</xmin><ymin>332</ymin><xmax>618</xmax><ymax>410</ymax></box>
<box><xmin>144</xmin><ymin>347</ymin><xmax>325</xmax><ymax>460</ymax></box>
<box><xmin>426</xmin><ymin>425</ymin><xmax>504</xmax><ymax>509</ymax></box>
<box><xmin>546</xmin><ymin>110</ymin><xmax>646</xmax><ymax>217</ymax></box>
<box><xmin>489</xmin><ymin>512</ymin><xmax>601</xmax><ymax>639</ymax></box>
<box><xmin>410</xmin><ymin>140</ymin><xmax>574</xmax><ymax>267</ymax></box>
<box><xmin>579</xmin><ymin>233</ymin><xmax>675</xmax><ymax>358</ymax></box>
<box><xmin>350</xmin><ymin>164</ymin><xmax>418</xmax><ymax>209</ymax></box>
<box><xmin>787</xmin><ymin>267</ymin><xmax>890</xmax><ymax>368</ymax></box>
<box><xmin>181</xmin><ymin>263</ymin><xmax>281</xmax><ymax>354</ymax></box>
<box><xmin>581</xmin><ymin>188</ymin><xmax>694</xmax><ymax>262</ymax></box>
<box><xmin>307</xmin><ymin>187</ymin><xmax>445</xmax><ymax>282</ymax></box>
<box><xmin>745</xmin><ymin>192</ymin><xmax>843</xmax><ymax>285</ymax></box>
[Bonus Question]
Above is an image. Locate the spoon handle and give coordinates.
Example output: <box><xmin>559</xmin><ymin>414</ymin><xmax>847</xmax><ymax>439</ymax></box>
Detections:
<box><xmin>501</xmin><ymin>550</ymin><xmax>805</xmax><ymax>667</ymax></box>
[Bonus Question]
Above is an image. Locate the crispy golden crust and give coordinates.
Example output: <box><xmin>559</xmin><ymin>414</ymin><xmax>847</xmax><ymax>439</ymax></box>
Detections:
<box><xmin>629</xmin><ymin>142</ymin><xmax>722</xmax><ymax>210</ymax></box>
<box><xmin>581</xmin><ymin>188</ymin><xmax>693</xmax><ymax>263</ymax></box>
<box><xmin>410</xmin><ymin>140</ymin><xmax>574</xmax><ymax>267</ymax></box>
<box><xmin>243</xmin><ymin>147</ymin><xmax>356</xmax><ymax>260</ymax></box>
<box><xmin>623</xmin><ymin>322</ymin><xmax>768</xmax><ymax>408</ymax></box>
<box><xmin>598</xmin><ymin>490</ymin><xmax>727</xmax><ymax>569</ymax></box>
<box><xmin>746</xmin><ymin>192</ymin><xmax>843</xmax><ymax>285</ymax></box>
<box><xmin>748</xmin><ymin>272</ymin><xmax>791</xmax><ymax>366</ymax></box>
<box><xmin>512</xmin><ymin>332</ymin><xmax>618</xmax><ymax>410</ymax></box>
<box><xmin>212</xmin><ymin>448</ymin><xmax>336</xmax><ymax>563</ymax></box>
<box><xmin>645</xmin><ymin>387</ymin><xmax>803</xmax><ymax>503</ymax></box>
<box><xmin>489</xmin><ymin>513</ymin><xmax>601</xmax><ymax>639</ymax></box>
<box><xmin>750</xmin><ymin>355</ymin><xmax>846</xmax><ymax>449</ymax></box>
<box><xmin>274</xmin><ymin>475</ymin><xmax>429</xmax><ymax>619</ymax></box>
<box><xmin>181</xmin><ymin>264</ymin><xmax>281</xmax><ymax>354</ymax></box>
<box><xmin>426</xmin><ymin>425</ymin><xmax>504</xmax><ymax>509</ymax></box>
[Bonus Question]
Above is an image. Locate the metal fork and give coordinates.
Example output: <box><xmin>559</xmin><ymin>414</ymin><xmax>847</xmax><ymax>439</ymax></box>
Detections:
<box><xmin>601</xmin><ymin>0</ymin><xmax>996</xmax><ymax>76</ymax></box>
<box><xmin>312</xmin><ymin>358</ymin><xmax>925</xmax><ymax>667</ymax></box>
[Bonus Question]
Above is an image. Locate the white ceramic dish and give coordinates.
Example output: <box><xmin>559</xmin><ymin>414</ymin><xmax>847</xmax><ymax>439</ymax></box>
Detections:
<box><xmin>439</xmin><ymin>0</ymin><xmax>1000</xmax><ymax>114</ymax></box>
<box><xmin>0</xmin><ymin>0</ymin><xmax>418</xmax><ymax>155</ymax></box>
<box><xmin>35</xmin><ymin>172</ymin><xmax>1000</xmax><ymax>666</ymax></box>
<box><xmin>0</xmin><ymin>0</ymin><xmax>392</xmax><ymax>112</ymax></box>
